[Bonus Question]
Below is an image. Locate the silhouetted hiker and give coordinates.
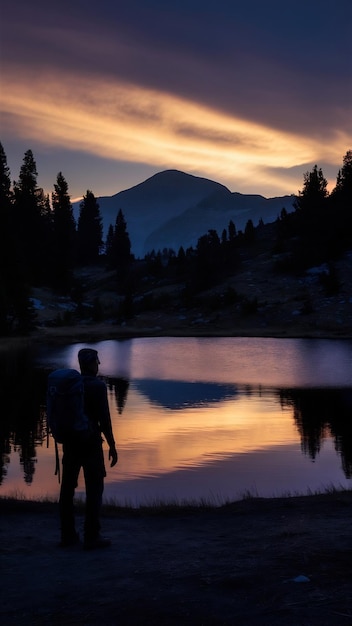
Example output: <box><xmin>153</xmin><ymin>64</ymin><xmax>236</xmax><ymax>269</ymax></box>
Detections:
<box><xmin>59</xmin><ymin>348</ymin><xmax>118</xmax><ymax>549</ymax></box>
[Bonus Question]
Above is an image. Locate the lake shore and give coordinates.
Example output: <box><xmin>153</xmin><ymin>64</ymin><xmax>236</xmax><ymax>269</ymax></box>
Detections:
<box><xmin>1</xmin><ymin>492</ymin><xmax>352</xmax><ymax>625</ymax></box>
<box><xmin>3</xmin><ymin>325</ymin><xmax>352</xmax><ymax>623</ymax></box>
<box><xmin>25</xmin><ymin>318</ymin><xmax>352</xmax><ymax>348</ymax></box>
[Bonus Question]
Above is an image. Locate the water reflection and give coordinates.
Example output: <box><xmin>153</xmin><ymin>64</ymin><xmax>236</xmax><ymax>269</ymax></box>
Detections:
<box><xmin>36</xmin><ymin>337</ymin><xmax>352</xmax><ymax>386</ymax></box>
<box><xmin>107</xmin><ymin>377</ymin><xmax>130</xmax><ymax>414</ymax></box>
<box><xmin>280</xmin><ymin>388</ymin><xmax>352</xmax><ymax>476</ymax></box>
<box><xmin>1</xmin><ymin>338</ymin><xmax>352</xmax><ymax>503</ymax></box>
<box><xmin>0</xmin><ymin>346</ymin><xmax>47</xmax><ymax>486</ymax></box>
<box><xmin>134</xmin><ymin>380</ymin><xmax>238</xmax><ymax>409</ymax></box>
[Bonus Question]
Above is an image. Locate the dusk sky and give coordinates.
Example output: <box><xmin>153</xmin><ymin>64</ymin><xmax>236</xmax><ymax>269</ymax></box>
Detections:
<box><xmin>1</xmin><ymin>0</ymin><xmax>351</xmax><ymax>201</ymax></box>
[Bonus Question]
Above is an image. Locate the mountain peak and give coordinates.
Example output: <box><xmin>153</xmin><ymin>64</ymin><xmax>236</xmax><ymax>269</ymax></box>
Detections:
<box><xmin>74</xmin><ymin>170</ymin><xmax>295</xmax><ymax>258</ymax></box>
<box><xmin>112</xmin><ymin>169</ymin><xmax>229</xmax><ymax>200</ymax></box>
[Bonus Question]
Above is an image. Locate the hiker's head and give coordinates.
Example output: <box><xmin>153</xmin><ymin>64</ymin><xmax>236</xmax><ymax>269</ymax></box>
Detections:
<box><xmin>78</xmin><ymin>348</ymin><xmax>100</xmax><ymax>375</ymax></box>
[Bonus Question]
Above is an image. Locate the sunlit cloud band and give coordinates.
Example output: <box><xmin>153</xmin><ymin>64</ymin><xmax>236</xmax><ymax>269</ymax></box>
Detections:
<box><xmin>2</xmin><ymin>67</ymin><xmax>349</xmax><ymax>195</ymax></box>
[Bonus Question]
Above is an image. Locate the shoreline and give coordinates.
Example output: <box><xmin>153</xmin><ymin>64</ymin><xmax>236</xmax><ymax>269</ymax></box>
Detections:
<box><xmin>26</xmin><ymin>322</ymin><xmax>352</xmax><ymax>348</ymax></box>
<box><xmin>2</xmin><ymin>314</ymin><xmax>352</xmax><ymax>351</ymax></box>
<box><xmin>2</xmin><ymin>489</ymin><xmax>352</xmax><ymax>625</ymax></box>
<box><xmin>1</xmin><ymin>486</ymin><xmax>352</xmax><ymax>512</ymax></box>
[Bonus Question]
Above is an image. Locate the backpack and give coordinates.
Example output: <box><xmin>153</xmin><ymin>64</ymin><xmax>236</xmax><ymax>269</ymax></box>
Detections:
<box><xmin>47</xmin><ymin>368</ymin><xmax>89</xmax><ymax>443</ymax></box>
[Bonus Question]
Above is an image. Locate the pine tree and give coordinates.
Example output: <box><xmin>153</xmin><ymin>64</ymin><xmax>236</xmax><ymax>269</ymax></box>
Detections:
<box><xmin>294</xmin><ymin>164</ymin><xmax>328</xmax><ymax>213</ymax></box>
<box><xmin>330</xmin><ymin>150</ymin><xmax>352</xmax><ymax>248</ymax></box>
<box><xmin>111</xmin><ymin>209</ymin><xmax>132</xmax><ymax>270</ymax></box>
<box><xmin>105</xmin><ymin>209</ymin><xmax>132</xmax><ymax>294</ymax></box>
<box><xmin>0</xmin><ymin>143</ymin><xmax>12</xmax><ymax>249</ymax></box>
<box><xmin>224</xmin><ymin>219</ymin><xmax>238</xmax><ymax>269</ymax></box>
<box><xmin>0</xmin><ymin>142</ymin><xmax>13</xmax><ymax>332</ymax></box>
<box><xmin>105</xmin><ymin>224</ymin><xmax>115</xmax><ymax>267</ymax></box>
<box><xmin>14</xmin><ymin>149</ymin><xmax>38</xmax><ymax>196</ymax></box>
<box><xmin>0</xmin><ymin>142</ymin><xmax>12</xmax><ymax>205</ymax></box>
<box><xmin>52</xmin><ymin>172</ymin><xmax>76</xmax><ymax>290</ymax></box>
<box><xmin>0</xmin><ymin>144</ymin><xmax>33</xmax><ymax>333</ymax></box>
<box><xmin>13</xmin><ymin>149</ymin><xmax>43</xmax><ymax>282</ymax></box>
<box><xmin>244</xmin><ymin>219</ymin><xmax>255</xmax><ymax>243</ymax></box>
<box><xmin>228</xmin><ymin>220</ymin><xmax>237</xmax><ymax>241</ymax></box>
<box><xmin>333</xmin><ymin>150</ymin><xmax>352</xmax><ymax>201</ymax></box>
<box><xmin>292</xmin><ymin>164</ymin><xmax>330</xmax><ymax>267</ymax></box>
<box><xmin>195</xmin><ymin>229</ymin><xmax>221</xmax><ymax>289</ymax></box>
<box><xmin>77</xmin><ymin>190</ymin><xmax>103</xmax><ymax>265</ymax></box>
<box><xmin>36</xmin><ymin>187</ymin><xmax>54</xmax><ymax>283</ymax></box>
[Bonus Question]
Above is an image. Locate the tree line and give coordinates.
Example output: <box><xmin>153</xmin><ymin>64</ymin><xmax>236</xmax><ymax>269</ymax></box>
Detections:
<box><xmin>0</xmin><ymin>142</ymin><xmax>351</xmax><ymax>335</ymax></box>
<box><xmin>275</xmin><ymin>152</ymin><xmax>352</xmax><ymax>271</ymax></box>
<box><xmin>0</xmin><ymin>144</ymin><xmax>132</xmax><ymax>333</ymax></box>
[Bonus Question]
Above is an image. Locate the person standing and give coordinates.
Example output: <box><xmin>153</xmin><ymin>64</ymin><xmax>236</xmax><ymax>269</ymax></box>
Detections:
<box><xmin>59</xmin><ymin>348</ymin><xmax>118</xmax><ymax>549</ymax></box>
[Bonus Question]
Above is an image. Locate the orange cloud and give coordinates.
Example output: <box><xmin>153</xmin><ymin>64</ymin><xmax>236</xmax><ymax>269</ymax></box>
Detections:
<box><xmin>2</xmin><ymin>66</ymin><xmax>348</xmax><ymax>195</ymax></box>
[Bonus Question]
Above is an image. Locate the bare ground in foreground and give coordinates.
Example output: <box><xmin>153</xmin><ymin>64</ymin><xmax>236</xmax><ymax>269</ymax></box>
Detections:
<box><xmin>1</xmin><ymin>492</ymin><xmax>352</xmax><ymax>625</ymax></box>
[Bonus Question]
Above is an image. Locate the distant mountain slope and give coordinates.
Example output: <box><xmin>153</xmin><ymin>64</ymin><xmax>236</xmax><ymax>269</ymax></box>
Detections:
<box><xmin>73</xmin><ymin>169</ymin><xmax>295</xmax><ymax>258</ymax></box>
<box><xmin>145</xmin><ymin>187</ymin><xmax>295</xmax><ymax>254</ymax></box>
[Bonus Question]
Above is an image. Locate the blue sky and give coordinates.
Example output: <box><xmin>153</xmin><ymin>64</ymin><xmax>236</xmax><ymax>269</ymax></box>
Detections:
<box><xmin>1</xmin><ymin>0</ymin><xmax>351</xmax><ymax>200</ymax></box>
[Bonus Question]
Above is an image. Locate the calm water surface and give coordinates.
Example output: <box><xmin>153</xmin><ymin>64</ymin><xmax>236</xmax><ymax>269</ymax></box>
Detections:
<box><xmin>2</xmin><ymin>337</ymin><xmax>352</xmax><ymax>505</ymax></box>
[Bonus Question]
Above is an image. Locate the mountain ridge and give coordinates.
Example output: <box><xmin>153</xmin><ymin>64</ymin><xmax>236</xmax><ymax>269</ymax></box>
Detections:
<box><xmin>73</xmin><ymin>169</ymin><xmax>295</xmax><ymax>258</ymax></box>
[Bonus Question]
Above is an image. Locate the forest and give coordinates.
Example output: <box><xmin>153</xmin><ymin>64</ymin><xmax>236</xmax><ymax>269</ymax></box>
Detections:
<box><xmin>0</xmin><ymin>143</ymin><xmax>351</xmax><ymax>336</ymax></box>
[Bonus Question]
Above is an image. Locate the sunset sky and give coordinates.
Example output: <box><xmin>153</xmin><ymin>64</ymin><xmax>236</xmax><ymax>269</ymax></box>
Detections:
<box><xmin>1</xmin><ymin>0</ymin><xmax>351</xmax><ymax>201</ymax></box>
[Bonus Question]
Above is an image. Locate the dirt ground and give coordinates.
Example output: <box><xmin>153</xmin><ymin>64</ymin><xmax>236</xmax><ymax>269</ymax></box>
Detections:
<box><xmin>1</xmin><ymin>492</ymin><xmax>352</xmax><ymax>625</ymax></box>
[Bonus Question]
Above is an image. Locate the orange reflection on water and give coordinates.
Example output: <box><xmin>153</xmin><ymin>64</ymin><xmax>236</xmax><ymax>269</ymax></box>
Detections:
<box><xmin>105</xmin><ymin>388</ymin><xmax>297</xmax><ymax>484</ymax></box>
<box><xmin>3</xmin><ymin>440</ymin><xmax>61</xmax><ymax>500</ymax></box>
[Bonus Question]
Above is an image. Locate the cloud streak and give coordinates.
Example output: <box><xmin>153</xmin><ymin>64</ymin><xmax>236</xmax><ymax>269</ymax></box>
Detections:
<box><xmin>1</xmin><ymin>0</ymin><xmax>351</xmax><ymax>198</ymax></box>
<box><xmin>4</xmin><ymin>67</ymin><xmax>346</xmax><ymax>195</ymax></box>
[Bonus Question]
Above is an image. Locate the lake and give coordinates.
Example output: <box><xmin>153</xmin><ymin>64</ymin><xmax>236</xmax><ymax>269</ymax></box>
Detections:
<box><xmin>1</xmin><ymin>337</ymin><xmax>352</xmax><ymax>505</ymax></box>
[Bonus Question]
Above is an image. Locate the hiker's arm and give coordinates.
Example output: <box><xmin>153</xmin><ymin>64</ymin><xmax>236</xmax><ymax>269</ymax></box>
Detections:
<box><xmin>98</xmin><ymin>384</ymin><xmax>118</xmax><ymax>466</ymax></box>
<box><xmin>108</xmin><ymin>446</ymin><xmax>118</xmax><ymax>467</ymax></box>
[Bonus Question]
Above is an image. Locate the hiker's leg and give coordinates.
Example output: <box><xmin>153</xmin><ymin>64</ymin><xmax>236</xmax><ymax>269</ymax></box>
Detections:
<box><xmin>59</xmin><ymin>442</ymin><xmax>81</xmax><ymax>542</ymax></box>
<box><xmin>83</xmin><ymin>439</ymin><xmax>105</xmax><ymax>541</ymax></box>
